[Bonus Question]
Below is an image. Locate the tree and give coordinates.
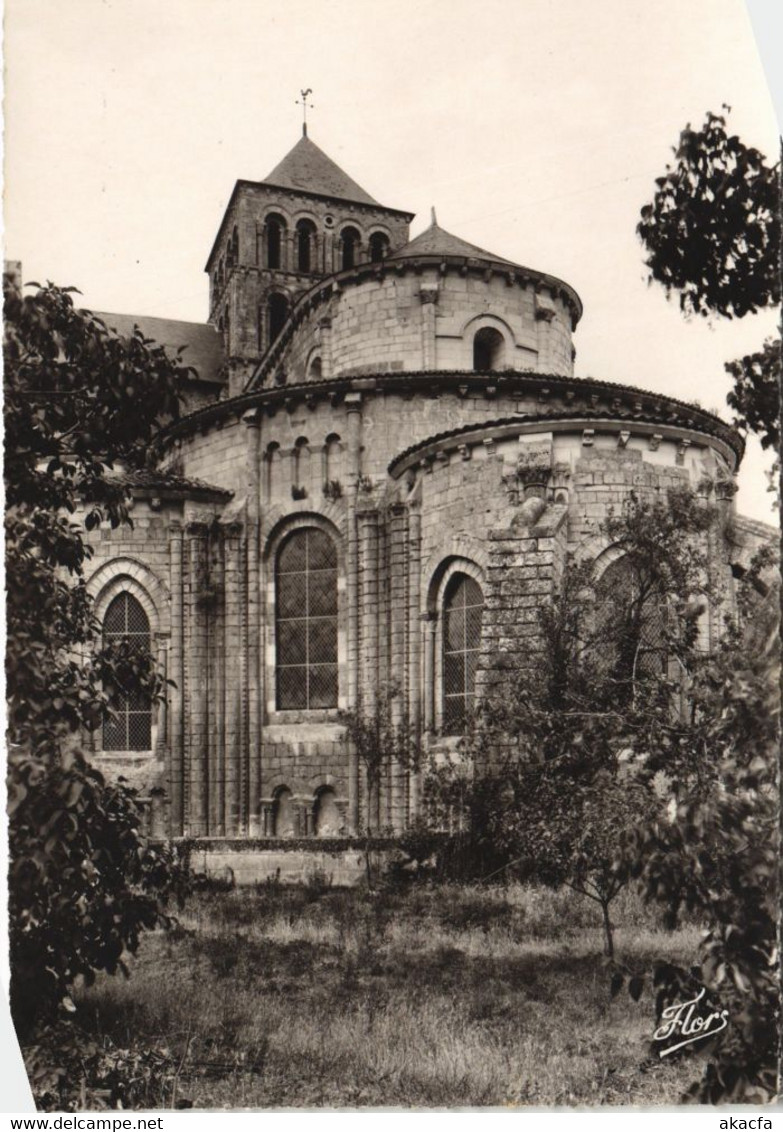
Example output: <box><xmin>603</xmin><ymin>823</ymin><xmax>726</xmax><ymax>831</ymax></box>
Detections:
<box><xmin>624</xmin><ymin>550</ymin><xmax>779</xmax><ymax>1103</ymax></box>
<box><xmin>452</xmin><ymin>488</ymin><xmax>716</xmax><ymax>958</ymax></box>
<box><xmin>338</xmin><ymin>682</ymin><xmax>423</xmax><ymax>888</ymax></box>
<box><xmin>4</xmin><ymin>276</ymin><xmax>192</xmax><ymax>1043</ymax></box>
<box><xmin>638</xmin><ymin>109</ymin><xmax>780</xmax><ymax>451</ymax></box>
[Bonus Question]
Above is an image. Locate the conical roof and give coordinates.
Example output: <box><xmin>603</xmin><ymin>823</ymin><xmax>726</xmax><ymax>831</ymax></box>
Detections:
<box><xmin>262</xmin><ymin>133</ymin><xmax>379</xmax><ymax>205</ymax></box>
<box><xmin>388</xmin><ymin>218</ymin><xmax>516</xmax><ymax>265</ymax></box>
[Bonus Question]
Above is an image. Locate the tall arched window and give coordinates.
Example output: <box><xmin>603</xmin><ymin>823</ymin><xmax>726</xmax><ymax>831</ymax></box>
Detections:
<box><xmin>324</xmin><ymin>433</ymin><xmax>342</xmax><ymax>484</ymax></box>
<box><xmin>276</xmin><ymin>528</ymin><xmax>338</xmax><ymax>710</ymax></box>
<box><xmin>265</xmin><ymin>441</ymin><xmax>281</xmax><ymax>500</ymax></box>
<box><xmin>369</xmin><ymin>232</ymin><xmax>389</xmax><ymax>263</ymax></box>
<box><xmin>340</xmin><ymin>226</ymin><xmax>360</xmax><ymax>271</ymax></box>
<box><xmin>268</xmin><ymin>293</ymin><xmax>289</xmax><ymax>346</ymax></box>
<box><xmin>594</xmin><ymin>556</ymin><xmax>668</xmax><ymax>689</ymax></box>
<box><xmin>102</xmin><ymin>592</ymin><xmax>152</xmax><ymax>751</ymax></box>
<box><xmin>227</xmin><ymin>225</ymin><xmax>239</xmax><ymax>268</ymax></box>
<box><xmin>265</xmin><ymin>215</ymin><xmax>285</xmax><ymax>270</ymax></box>
<box><xmin>293</xmin><ymin>436</ymin><xmax>311</xmax><ymax>493</ymax></box>
<box><xmin>442</xmin><ymin>574</ymin><xmax>484</xmax><ymax>733</ymax></box>
<box><xmin>473</xmin><ymin>327</ymin><xmax>505</xmax><ymax>371</ymax></box>
<box><xmin>296</xmin><ymin>219</ymin><xmax>316</xmax><ymax>273</ymax></box>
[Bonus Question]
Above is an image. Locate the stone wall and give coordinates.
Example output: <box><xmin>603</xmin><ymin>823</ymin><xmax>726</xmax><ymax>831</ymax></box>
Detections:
<box><xmin>263</xmin><ymin>265</ymin><xmax>576</xmax><ymax>384</ymax></box>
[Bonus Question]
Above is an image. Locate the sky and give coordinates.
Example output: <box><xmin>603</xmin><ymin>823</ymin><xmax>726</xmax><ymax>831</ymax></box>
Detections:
<box><xmin>4</xmin><ymin>0</ymin><xmax>780</xmax><ymax>523</ymax></box>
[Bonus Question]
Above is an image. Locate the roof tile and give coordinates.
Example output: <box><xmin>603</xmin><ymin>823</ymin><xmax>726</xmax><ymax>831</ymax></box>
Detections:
<box><xmin>262</xmin><ymin>134</ymin><xmax>379</xmax><ymax>206</ymax></box>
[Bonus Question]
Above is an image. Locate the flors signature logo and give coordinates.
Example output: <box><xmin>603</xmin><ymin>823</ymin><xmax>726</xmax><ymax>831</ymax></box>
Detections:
<box><xmin>653</xmin><ymin>987</ymin><xmax>729</xmax><ymax>1058</ymax></box>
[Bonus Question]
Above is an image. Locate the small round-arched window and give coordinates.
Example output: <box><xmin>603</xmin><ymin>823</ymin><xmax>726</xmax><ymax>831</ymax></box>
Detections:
<box><xmin>314</xmin><ymin>787</ymin><xmax>341</xmax><ymax>837</ymax></box>
<box><xmin>473</xmin><ymin>326</ymin><xmax>505</xmax><ymax>371</ymax></box>
<box><xmin>102</xmin><ymin>592</ymin><xmax>152</xmax><ymax>751</ymax></box>
<box><xmin>442</xmin><ymin>574</ymin><xmax>484</xmax><ymax>733</ymax></box>
<box><xmin>340</xmin><ymin>227</ymin><xmax>360</xmax><ymax>271</ymax></box>
<box><xmin>296</xmin><ymin>219</ymin><xmax>317</xmax><ymax>273</ymax></box>
<box><xmin>369</xmin><ymin>232</ymin><xmax>389</xmax><ymax>263</ymax></box>
<box><xmin>272</xmin><ymin>787</ymin><xmax>295</xmax><ymax>838</ymax></box>
<box><xmin>265</xmin><ymin>214</ymin><xmax>286</xmax><ymax>270</ymax></box>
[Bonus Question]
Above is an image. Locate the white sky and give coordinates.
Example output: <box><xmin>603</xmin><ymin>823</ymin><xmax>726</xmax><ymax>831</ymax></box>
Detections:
<box><xmin>4</xmin><ymin>0</ymin><xmax>780</xmax><ymax>523</ymax></box>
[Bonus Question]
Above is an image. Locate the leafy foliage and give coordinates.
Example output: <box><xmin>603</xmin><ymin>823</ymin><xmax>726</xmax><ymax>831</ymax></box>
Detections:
<box><xmin>8</xmin><ymin>747</ymin><xmax>190</xmax><ymax>1033</ymax></box>
<box><xmin>23</xmin><ymin>1022</ymin><xmax>181</xmax><ymax>1111</ymax></box>
<box><xmin>725</xmin><ymin>338</ymin><xmax>780</xmax><ymax>452</ymax></box>
<box><xmin>339</xmin><ymin>682</ymin><xmax>424</xmax><ymax>886</ymax></box>
<box><xmin>4</xmin><ymin>275</ymin><xmax>193</xmax><ymax>1043</ymax></box>
<box><xmin>439</xmin><ymin>488</ymin><xmax>717</xmax><ymax>956</ymax></box>
<box><xmin>637</xmin><ymin>109</ymin><xmax>781</xmax><ymax>456</ymax></box>
<box><xmin>638</xmin><ymin>109</ymin><xmax>780</xmax><ymax>319</ymax></box>
<box><xmin>624</xmin><ymin>553</ymin><xmax>780</xmax><ymax>1103</ymax></box>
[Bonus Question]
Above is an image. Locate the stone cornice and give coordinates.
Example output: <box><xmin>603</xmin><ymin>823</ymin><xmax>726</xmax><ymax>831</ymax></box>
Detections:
<box><xmin>158</xmin><ymin>370</ymin><xmax>744</xmax><ymax>465</ymax></box>
<box><xmin>387</xmin><ymin>415</ymin><xmax>740</xmax><ymax>478</ymax></box>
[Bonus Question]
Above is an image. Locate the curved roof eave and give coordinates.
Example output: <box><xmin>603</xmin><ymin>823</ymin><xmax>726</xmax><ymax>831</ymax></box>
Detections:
<box><xmin>159</xmin><ymin>369</ymin><xmax>744</xmax><ymax>465</ymax></box>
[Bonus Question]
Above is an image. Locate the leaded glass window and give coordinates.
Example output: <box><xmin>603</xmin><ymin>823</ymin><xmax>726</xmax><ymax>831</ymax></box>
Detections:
<box><xmin>594</xmin><ymin>557</ymin><xmax>667</xmax><ymax>684</ymax></box>
<box><xmin>443</xmin><ymin>573</ymin><xmax>483</xmax><ymax>733</ymax></box>
<box><xmin>276</xmin><ymin>529</ymin><xmax>338</xmax><ymax>710</ymax></box>
<box><xmin>102</xmin><ymin>592</ymin><xmax>152</xmax><ymax>751</ymax></box>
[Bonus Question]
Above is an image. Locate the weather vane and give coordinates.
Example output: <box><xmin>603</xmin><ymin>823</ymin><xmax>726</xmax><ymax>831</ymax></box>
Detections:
<box><xmin>296</xmin><ymin>88</ymin><xmax>314</xmax><ymax>136</ymax></box>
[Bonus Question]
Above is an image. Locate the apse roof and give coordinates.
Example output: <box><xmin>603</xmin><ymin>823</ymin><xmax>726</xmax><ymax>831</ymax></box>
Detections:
<box><xmin>388</xmin><ymin>218</ymin><xmax>516</xmax><ymax>266</ymax></box>
<box><xmin>261</xmin><ymin>133</ymin><xmax>380</xmax><ymax>206</ymax></box>
<box><xmin>117</xmin><ymin>468</ymin><xmax>232</xmax><ymax>500</ymax></box>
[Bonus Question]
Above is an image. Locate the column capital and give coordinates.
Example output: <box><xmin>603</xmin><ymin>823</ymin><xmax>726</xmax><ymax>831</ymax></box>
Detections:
<box><xmin>185</xmin><ymin>520</ymin><xmax>210</xmax><ymax>537</ymax></box>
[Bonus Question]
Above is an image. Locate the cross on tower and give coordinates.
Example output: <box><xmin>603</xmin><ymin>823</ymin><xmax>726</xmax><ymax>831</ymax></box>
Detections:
<box><xmin>296</xmin><ymin>88</ymin><xmax>314</xmax><ymax>136</ymax></box>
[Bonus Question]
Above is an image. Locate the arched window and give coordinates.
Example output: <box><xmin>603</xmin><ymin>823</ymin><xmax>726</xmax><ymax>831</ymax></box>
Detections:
<box><xmin>102</xmin><ymin>592</ymin><xmax>152</xmax><ymax>751</ymax></box>
<box><xmin>369</xmin><ymin>232</ymin><xmax>389</xmax><ymax>263</ymax></box>
<box><xmin>265</xmin><ymin>441</ymin><xmax>281</xmax><ymax>500</ymax></box>
<box><xmin>296</xmin><ymin>219</ymin><xmax>316</xmax><ymax>273</ymax></box>
<box><xmin>594</xmin><ymin>556</ymin><xmax>668</xmax><ymax>689</ymax></box>
<box><xmin>227</xmin><ymin>225</ymin><xmax>239</xmax><ymax>268</ymax></box>
<box><xmin>473</xmin><ymin>327</ymin><xmax>505</xmax><ymax>371</ymax></box>
<box><xmin>268</xmin><ymin>293</ymin><xmax>289</xmax><ymax>346</ymax></box>
<box><xmin>265</xmin><ymin>214</ymin><xmax>285</xmax><ymax>270</ymax></box>
<box><xmin>276</xmin><ymin>528</ymin><xmax>338</xmax><ymax>710</ymax></box>
<box><xmin>272</xmin><ymin>786</ymin><xmax>295</xmax><ymax>838</ymax></box>
<box><xmin>442</xmin><ymin>574</ymin><xmax>484</xmax><ymax>733</ymax></box>
<box><xmin>314</xmin><ymin>787</ymin><xmax>340</xmax><ymax>836</ymax></box>
<box><xmin>324</xmin><ymin>433</ymin><xmax>342</xmax><ymax>484</ymax></box>
<box><xmin>340</xmin><ymin>226</ymin><xmax>360</xmax><ymax>271</ymax></box>
<box><xmin>307</xmin><ymin>354</ymin><xmax>322</xmax><ymax>380</ymax></box>
<box><xmin>292</xmin><ymin>436</ymin><xmax>311</xmax><ymax>494</ymax></box>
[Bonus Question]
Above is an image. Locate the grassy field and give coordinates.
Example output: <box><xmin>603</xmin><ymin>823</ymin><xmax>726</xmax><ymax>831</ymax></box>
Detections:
<box><xmin>76</xmin><ymin>879</ymin><xmax>702</xmax><ymax>1108</ymax></box>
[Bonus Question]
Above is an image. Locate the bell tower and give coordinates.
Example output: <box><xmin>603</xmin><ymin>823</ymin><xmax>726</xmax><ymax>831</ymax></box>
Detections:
<box><xmin>205</xmin><ymin>130</ymin><xmax>414</xmax><ymax>395</ymax></box>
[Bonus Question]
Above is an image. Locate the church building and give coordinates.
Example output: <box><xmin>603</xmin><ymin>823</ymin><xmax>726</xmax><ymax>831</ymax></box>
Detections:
<box><xmin>83</xmin><ymin>128</ymin><xmax>770</xmax><ymax>878</ymax></box>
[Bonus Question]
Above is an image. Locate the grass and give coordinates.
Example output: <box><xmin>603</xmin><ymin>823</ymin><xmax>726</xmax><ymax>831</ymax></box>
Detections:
<box><xmin>75</xmin><ymin>881</ymin><xmax>703</xmax><ymax>1108</ymax></box>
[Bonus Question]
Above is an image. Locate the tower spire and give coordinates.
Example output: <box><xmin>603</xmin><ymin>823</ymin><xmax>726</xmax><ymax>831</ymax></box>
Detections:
<box><xmin>431</xmin><ymin>206</ymin><xmax>438</xmax><ymax>227</ymax></box>
<box><xmin>296</xmin><ymin>88</ymin><xmax>314</xmax><ymax>137</ymax></box>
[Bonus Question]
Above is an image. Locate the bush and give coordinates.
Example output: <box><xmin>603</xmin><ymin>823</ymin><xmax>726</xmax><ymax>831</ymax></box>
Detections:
<box><xmin>23</xmin><ymin>1022</ymin><xmax>181</xmax><ymax>1112</ymax></box>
